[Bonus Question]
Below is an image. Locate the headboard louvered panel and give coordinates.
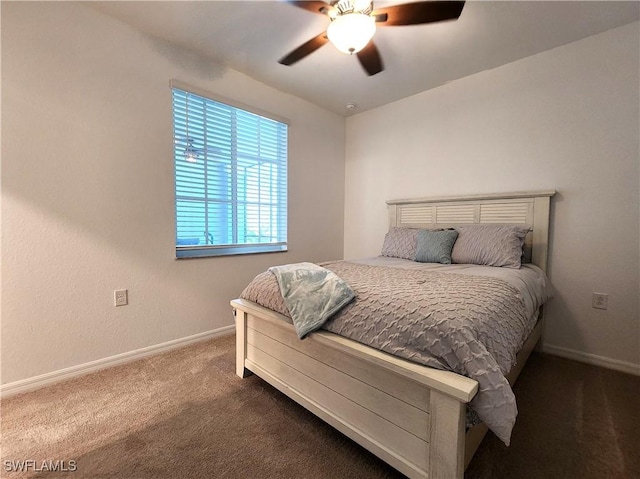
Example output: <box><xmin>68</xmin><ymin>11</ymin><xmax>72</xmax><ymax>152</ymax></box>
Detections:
<box><xmin>399</xmin><ymin>205</ymin><xmax>433</xmax><ymax>226</ymax></box>
<box><xmin>480</xmin><ymin>202</ymin><xmax>532</xmax><ymax>224</ymax></box>
<box><xmin>436</xmin><ymin>205</ymin><xmax>477</xmax><ymax>224</ymax></box>
<box><xmin>387</xmin><ymin>191</ymin><xmax>556</xmax><ymax>271</ymax></box>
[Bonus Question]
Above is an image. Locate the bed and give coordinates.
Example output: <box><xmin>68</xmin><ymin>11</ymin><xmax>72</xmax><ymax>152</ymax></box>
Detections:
<box><xmin>231</xmin><ymin>190</ymin><xmax>555</xmax><ymax>479</ymax></box>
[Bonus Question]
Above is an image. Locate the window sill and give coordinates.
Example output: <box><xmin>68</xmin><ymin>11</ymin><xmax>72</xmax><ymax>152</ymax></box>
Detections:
<box><xmin>176</xmin><ymin>243</ymin><xmax>287</xmax><ymax>259</ymax></box>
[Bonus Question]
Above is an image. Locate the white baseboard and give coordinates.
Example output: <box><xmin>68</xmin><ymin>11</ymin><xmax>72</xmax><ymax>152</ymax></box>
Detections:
<box><xmin>0</xmin><ymin>326</ymin><xmax>235</xmax><ymax>398</ymax></box>
<box><xmin>543</xmin><ymin>344</ymin><xmax>640</xmax><ymax>376</ymax></box>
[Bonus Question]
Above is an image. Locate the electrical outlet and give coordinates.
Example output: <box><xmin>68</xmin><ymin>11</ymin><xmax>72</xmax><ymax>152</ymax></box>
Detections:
<box><xmin>114</xmin><ymin>289</ymin><xmax>128</xmax><ymax>307</ymax></box>
<box><xmin>592</xmin><ymin>293</ymin><xmax>608</xmax><ymax>310</ymax></box>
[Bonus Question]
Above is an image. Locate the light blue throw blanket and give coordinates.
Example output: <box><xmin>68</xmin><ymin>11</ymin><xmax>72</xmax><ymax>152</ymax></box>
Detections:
<box><xmin>268</xmin><ymin>262</ymin><xmax>355</xmax><ymax>339</ymax></box>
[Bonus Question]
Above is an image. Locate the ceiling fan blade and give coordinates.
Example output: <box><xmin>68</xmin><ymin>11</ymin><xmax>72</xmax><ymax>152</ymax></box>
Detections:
<box><xmin>278</xmin><ymin>32</ymin><xmax>329</xmax><ymax>66</ymax></box>
<box><xmin>373</xmin><ymin>1</ymin><xmax>465</xmax><ymax>26</ymax></box>
<box><xmin>357</xmin><ymin>41</ymin><xmax>384</xmax><ymax>76</ymax></box>
<box><xmin>286</xmin><ymin>1</ymin><xmax>332</xmax><ymax>15</ymax></box>
<box><xmin>374</xmin><ymin>13</ymin><xmax>389</xmax><ymax>23</ymax></box>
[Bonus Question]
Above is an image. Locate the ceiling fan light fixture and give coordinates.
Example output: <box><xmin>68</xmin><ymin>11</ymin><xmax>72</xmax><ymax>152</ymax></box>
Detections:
<box><xmin>327</xmin><ymin>13</ymin><xmax>376</xmax><ymax>54</ymax></box>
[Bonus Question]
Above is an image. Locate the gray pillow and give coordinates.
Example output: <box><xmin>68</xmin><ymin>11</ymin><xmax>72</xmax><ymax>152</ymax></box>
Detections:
<box><xmin>415</xmin><ymin>229</ymin><xmax>459</xmax><ymax>264</ymax></box>
<box><xmin>451</xmin><ymin>224</ymin><xmax>530</xmax><ymax>268</ymax></box>
<box><xmin>381</xmin><ymin>227</ymin><xmax>418</xmax><ymax>260</ymax></box>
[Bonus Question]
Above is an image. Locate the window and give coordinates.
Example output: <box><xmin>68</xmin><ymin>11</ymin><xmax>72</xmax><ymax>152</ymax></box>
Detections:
<box><xmin>171</xmin><ymin>84</ymin><xmax>288</xmax><ymax>258</ymax></box>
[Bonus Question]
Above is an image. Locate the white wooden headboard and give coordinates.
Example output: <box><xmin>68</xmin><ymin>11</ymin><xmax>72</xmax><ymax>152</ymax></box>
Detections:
<box><xmin>387</xmin><ymin>191</ymin><xmax>556</xmax><ymax>272</ymax></box>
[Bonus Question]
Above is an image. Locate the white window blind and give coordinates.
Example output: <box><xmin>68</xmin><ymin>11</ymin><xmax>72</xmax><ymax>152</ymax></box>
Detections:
<box><xmin>172</xmin><ymin>87</ymin><xmax>288</xmax><ymax>258</ymax></box>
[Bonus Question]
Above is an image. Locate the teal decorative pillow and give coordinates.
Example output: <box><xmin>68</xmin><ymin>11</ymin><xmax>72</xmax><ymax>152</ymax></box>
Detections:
<box><xmin>415</xmin><ymin>229</ymin><xmax>459</xmax><ymax>264</ymax></box>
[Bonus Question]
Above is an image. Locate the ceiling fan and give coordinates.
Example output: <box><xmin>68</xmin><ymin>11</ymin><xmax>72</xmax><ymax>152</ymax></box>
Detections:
<box><xmin>279</xmin><ymin>0</ymin><xmax>465</xmax><ymax>76</ymax></box>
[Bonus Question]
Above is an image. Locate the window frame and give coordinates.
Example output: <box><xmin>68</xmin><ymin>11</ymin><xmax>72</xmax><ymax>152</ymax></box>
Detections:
<box><xmin>170</xmin><ymin>80</ymin><xmax>289</xmax><ymax>259</ymax></box>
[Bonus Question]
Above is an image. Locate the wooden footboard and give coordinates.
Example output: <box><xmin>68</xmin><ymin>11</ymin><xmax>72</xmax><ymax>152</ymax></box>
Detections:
<box><xmin>232</xmin><ymin>298</ymin><xmax>479</xmax><ymax>479</ymax></box>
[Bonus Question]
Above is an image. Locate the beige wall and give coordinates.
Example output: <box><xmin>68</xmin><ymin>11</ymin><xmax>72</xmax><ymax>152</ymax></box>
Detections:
<box><xmin>1</xmin><ymin>3</ymin><xmax>345</xmax><ymax>384</ymax></box>
<box><xmin>344</xmin><ymin>23</ymin><xmax>640</xmax><ymax>369</ymax></box>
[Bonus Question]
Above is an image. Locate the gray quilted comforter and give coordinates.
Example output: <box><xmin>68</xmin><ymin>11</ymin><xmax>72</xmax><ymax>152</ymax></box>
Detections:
<box><xmin>241</xmin><ymin>260</ymin><xmax>534</xmax><ymax>445</ymax></box>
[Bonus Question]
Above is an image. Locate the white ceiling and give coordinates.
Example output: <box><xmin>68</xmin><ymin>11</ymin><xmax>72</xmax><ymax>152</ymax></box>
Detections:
<box><xmin>89</xmin><ymin>1</ymin><xmax>639</xmax><ymax>116</ymax></box>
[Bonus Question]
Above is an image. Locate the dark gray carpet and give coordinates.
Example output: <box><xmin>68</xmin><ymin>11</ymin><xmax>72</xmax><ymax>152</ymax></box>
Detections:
<box><xmin>467</xmin><ymin>351</ymin><xmax>639</xmax><ymax>478</ymax></box>
<box><xmin>2</xmin><ymin>334</ymin><xmax>638</xmax><ymax>478</ymax></box>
